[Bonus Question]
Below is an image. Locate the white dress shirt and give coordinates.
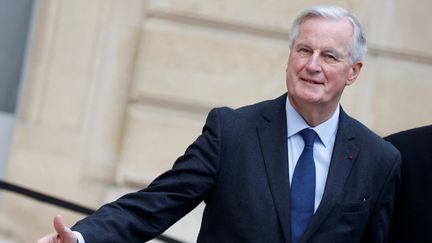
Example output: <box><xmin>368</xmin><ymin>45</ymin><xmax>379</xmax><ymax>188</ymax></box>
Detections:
<box><xmin>74</xmin><ymin>231</ymin><xmax>85</xmax><ymax>243</ymax></box>
<box><xmin>286</xmin><ymin>97</ymin><xmax>339</xmax><ymax>212</ymax></box>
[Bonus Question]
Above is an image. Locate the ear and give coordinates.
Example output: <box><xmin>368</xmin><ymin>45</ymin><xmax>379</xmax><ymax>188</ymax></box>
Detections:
<box><xmin>346</xmin><ymin>61</ymin><xmax>363</xmax><ymax>86</ymax></box>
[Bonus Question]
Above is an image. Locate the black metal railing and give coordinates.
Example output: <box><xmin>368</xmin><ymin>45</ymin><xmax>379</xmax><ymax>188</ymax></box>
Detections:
<box><xmin>0</xmin><ymin>179</ymin><xmax>184</xmax><ymax>243</ymax></box>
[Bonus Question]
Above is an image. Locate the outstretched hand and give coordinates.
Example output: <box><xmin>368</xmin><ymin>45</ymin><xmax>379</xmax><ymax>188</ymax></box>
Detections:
<box><xmin>37</xmin><ymin>215</ymin><xmax>77</xmax><ymax>243</ymax></box>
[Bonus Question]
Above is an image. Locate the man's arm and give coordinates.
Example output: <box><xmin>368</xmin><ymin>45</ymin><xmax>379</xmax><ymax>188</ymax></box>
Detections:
<box><xmin>39</xmin><ymin>108</ymin><xmax>223</xmax><ymax>242</ymax></box>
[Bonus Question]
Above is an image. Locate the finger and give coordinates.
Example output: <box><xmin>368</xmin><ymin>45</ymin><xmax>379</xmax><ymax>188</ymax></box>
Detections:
<box><xmin>53</xmin><ymin>215</ymin><xmax>71</xmax><ymax>236</ymax></box>
<box><xmin>52</xmin><ymin>215</ymin><xmax>78</xmax><ymax>243</ymax></box>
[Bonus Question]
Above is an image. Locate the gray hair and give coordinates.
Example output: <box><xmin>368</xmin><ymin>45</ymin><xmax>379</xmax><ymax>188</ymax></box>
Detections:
<box><xmin>289</xmin><ymin>5</ymin><xmax>367</xmax><ymax>64</ymax></box>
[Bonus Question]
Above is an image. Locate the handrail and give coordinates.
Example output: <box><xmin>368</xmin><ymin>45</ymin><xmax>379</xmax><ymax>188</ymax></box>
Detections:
<box><xmin>0</xmin><ymin>179</ymin><xmax>184</xmax><ymax>243</ymax></box>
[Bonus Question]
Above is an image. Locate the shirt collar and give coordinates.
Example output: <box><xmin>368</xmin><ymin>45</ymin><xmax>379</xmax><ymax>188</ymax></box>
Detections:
<box><xmin>286</xmin><ymin>95</ymin><xmax>339</xmax><ymax>147</ymax></box>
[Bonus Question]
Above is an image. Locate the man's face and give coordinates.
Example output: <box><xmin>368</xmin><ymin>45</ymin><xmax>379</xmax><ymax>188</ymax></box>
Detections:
<box><xmin>286</xmin><ymin>17</ymin><xmax>362</xmax><ymax>113</ymax></box>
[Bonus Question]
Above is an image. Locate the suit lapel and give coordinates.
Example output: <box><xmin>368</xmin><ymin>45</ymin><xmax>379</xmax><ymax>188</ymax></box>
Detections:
<box><xmin>257</xmin><ymin>94</ymin><xmax>292</xmax><ymax>243</ymax></box>
<box><xmin>302</xmin><ymin>109</ymin><xmax>360</xmax><ymax>242</ymax></box>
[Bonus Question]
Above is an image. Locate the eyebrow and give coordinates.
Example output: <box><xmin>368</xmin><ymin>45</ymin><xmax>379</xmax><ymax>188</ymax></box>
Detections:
<box><xmin>294</xmin><ymin>42</ymin><xmax>310</xmax><ymax>49</ymax></box>
<box><xmin>323</xmin><ymin>49</ymin><xmax>341</xmax><ymax>57</ymax></box>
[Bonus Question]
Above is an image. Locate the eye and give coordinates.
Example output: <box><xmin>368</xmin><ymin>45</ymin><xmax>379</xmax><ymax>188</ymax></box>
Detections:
<box><xmin>297</xmin><ymin>47</ymin><xmax>311</xmax><ymax>55</ymax></box>
<box><xmin>325</xmin><ymin>54</ymin><xmax>335</xmax><ymax>59</ymax></box>
<box><xmin>323</xmin><ymin>53</ymin><xmax>338</xmax><ymax>62</ymax></box>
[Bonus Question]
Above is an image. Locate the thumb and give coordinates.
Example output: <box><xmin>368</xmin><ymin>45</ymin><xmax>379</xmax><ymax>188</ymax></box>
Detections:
<box><xmin>53</xmin><ymin>215</ymin><xmax>72</xmax><ymax>237</ymax></box>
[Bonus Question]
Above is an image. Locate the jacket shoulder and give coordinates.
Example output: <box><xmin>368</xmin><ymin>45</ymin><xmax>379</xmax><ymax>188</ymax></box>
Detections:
<box><xmin>342</xmin><ymin>112</ymin><xmax>400</xmax><ymax>159</ymax></box>
<box><xmin>385</xmin><ymin>125</ymin><xmax>432</xmax><ymax>153</ymax></box>
<box><xmin>211</xmin><ymin>94</ymin><xmax>286</xmax><ymax>121</ymax></box>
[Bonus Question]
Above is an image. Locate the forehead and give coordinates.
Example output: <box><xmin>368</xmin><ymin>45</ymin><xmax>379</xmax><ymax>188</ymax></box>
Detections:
<box><xmin>295</xmin><ymin>17</ymin><xmax>353</xmax><ymax>50</ymax></box>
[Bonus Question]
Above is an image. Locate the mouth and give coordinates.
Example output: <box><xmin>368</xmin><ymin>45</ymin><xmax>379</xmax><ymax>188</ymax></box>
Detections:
<box><xmin>300</xmin><ymin>78</ymin><xmax>322</xmax><ymax>85</ymax></box>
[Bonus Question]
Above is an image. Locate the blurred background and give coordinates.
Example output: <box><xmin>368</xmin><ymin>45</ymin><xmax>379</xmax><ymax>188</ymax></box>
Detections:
<box><xmin>0</xmin><ymin>0</ymin><xmax>431</xmax><ymax>242</ymax></box>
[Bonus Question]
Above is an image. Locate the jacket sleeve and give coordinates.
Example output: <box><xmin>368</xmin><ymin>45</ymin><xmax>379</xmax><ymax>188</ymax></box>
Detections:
<box><xmin>71</xmin><ymin>108</ymin><xmax>223</xmax><ymax>242</ymax></box>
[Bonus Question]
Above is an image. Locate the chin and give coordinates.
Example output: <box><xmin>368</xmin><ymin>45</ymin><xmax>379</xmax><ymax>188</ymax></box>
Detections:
<box><xmin>298</xmin><ymin>90</ymin><xmax>322</xmax><ymax>102</ymax></box>
<box><xmin>289</xmin><ymin>94</ymin><xmax>321</xmax><ymax>107</ymax></box>
<box><xmin>301</xmin><ymin>97</ymin><xmax>322</xmax><ymax>105</ymax></box>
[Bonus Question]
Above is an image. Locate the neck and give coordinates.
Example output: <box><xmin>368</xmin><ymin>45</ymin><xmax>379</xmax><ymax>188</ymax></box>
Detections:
<box><xmin>288</xmin><ymin>96</ymin><xmax>338</xmax><ymax>127</ymax></box>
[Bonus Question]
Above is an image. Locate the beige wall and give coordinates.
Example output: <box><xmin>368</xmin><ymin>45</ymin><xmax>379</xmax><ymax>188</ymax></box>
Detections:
<box><xmin>1</xmin><ymin>0</ymin><xmax>431</xmax><ymax>242</ymax></box>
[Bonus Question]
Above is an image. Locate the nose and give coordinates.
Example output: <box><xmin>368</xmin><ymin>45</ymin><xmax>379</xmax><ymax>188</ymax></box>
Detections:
<box><xmin>305</xmin><ymin>53</ymin><xmax>322</xmax><ymax>73</ymax></box>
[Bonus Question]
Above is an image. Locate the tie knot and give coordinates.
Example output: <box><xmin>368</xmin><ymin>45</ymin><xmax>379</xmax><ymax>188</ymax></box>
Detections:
<box><xmin>300</xmin><ymin>128</ymin><xmax>317</xmax><ymax>147</ymax></box>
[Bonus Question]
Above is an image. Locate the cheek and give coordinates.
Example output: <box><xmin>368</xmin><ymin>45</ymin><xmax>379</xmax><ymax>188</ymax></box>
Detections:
<box><xmin>325</xmin><ymin>67</ymin><xmax>350</xmax><ymax>84</ymax></box>
<box><xmin>286</xmin><ymin>62</ymin><xmax>302</xmax><ymax>81</ymax></box>
<box><xmin>286</xmin><ymin>69</ymin><xmax>298</xmax><ymax>90</ymax></box>
<box><xmin>287</xmin><ymin>55</ymin><xmax>305</xmax><ymax>72</ymax></box>
<box><xmin>324</xmin><ymin>71</ymin><xmax>349</xmax><ymax>92</ymax></box>
<box><xmin>288</xmin><ymin>59</ymin><xmax>303</xmax><ymax>72</ymax></box>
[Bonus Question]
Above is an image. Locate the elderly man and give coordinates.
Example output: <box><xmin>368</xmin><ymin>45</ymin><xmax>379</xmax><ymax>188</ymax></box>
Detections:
<box><xmin>39</xmin><ymin>5</ymin><xmax>400</xmax><ymax>243</ymax></box>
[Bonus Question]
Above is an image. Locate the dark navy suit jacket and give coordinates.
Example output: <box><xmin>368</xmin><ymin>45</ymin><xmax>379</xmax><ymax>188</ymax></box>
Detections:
<box><xmin>73</xmin><ymin>94</ymin><xmax>401</xmax><ymax>243</ymax></box>
<box><xmin>386</xmin><ymin>125</ymin><xmax>432</xmax><ymax>243</ymax></box>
